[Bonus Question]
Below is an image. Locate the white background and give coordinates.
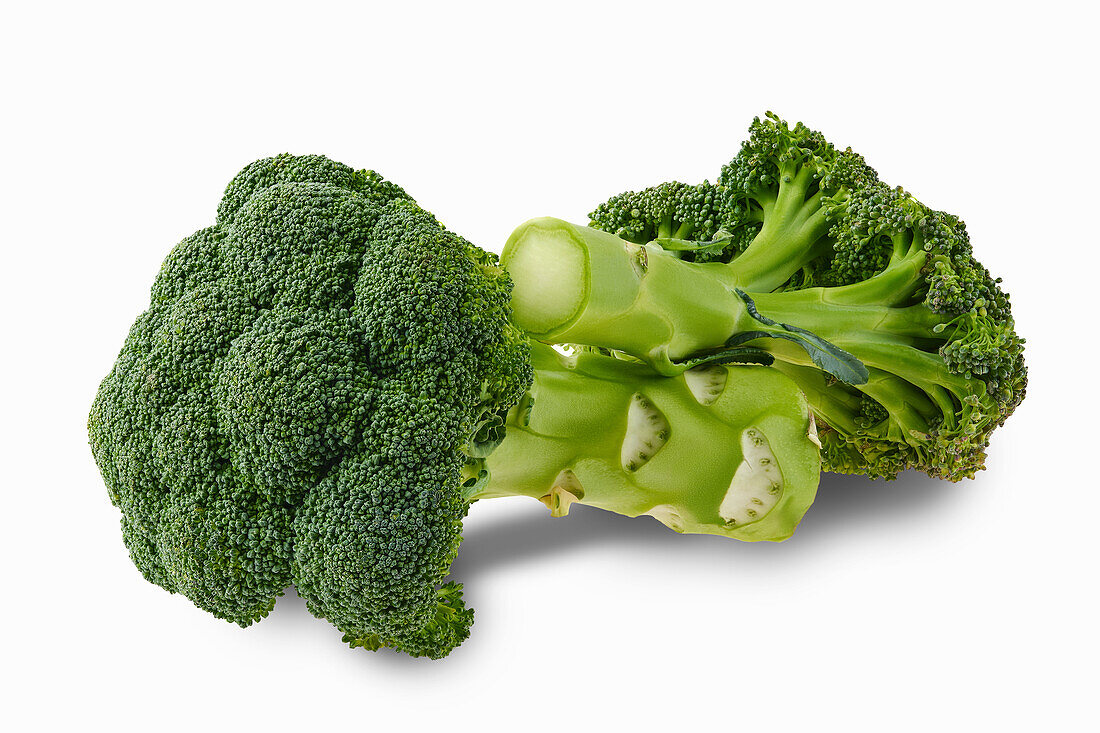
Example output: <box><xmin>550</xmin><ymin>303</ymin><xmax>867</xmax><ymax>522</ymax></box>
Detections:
<box><xmin>3</xmin><ymin>1</ymin><xmax>1096</xmax><ymax>730</ymax></box>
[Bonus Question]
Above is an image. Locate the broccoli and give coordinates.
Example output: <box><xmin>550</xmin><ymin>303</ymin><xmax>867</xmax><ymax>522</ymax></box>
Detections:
<box><xmin>90</xmin><ymin>154</ymin><xmax>822</xmax><ymax>659</ymax></box>
<box><xmin>502</xmin><ymin>113</ymin><xmax>1026</xmax><ymax>481</ymax></box>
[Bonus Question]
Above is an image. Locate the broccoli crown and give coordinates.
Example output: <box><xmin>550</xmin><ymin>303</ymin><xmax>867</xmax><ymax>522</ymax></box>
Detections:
<box><xmin>89</xmin><ymin>154</ymin><xmax>530</xmax><ymax>658</ymax></box>
<box><xmin>583</xmin><ymin>113</ymin><xmax>1026</xmax><ymax>480</ymax></box>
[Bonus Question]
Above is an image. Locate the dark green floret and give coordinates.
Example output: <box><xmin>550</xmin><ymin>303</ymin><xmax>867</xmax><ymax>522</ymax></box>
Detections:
<box><xmin>89</xmin><ymin>154</ymin><xmax>530</xmax><ymax>659</ymax></box>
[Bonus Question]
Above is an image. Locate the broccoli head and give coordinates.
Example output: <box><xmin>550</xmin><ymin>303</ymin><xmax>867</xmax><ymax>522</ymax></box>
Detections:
<box><xmin>504</xmin><ymin>113</ymin><xmax>1025</xmax><ymax>481</ymax></box>
<box><xmin>89</xmin><ymin>154</ymin><xmax>530</xmax><ymax>658</ymax></box>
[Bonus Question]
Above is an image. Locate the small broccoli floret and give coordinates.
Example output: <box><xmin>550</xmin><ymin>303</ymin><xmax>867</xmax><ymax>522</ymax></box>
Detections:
<box><xmin>711</xmin><ymin>112</ymin><xmax>879</xmax><ymax>290</ymax></box>
<box><xmin>588</xmin><ymin>181</ymin><xmax>727</xmax><ymax>255</ymax></box>
<box><xmin>506</xmin><ymin>112</ymin><xmax>1025</xmax><ymax>481</ymax></box>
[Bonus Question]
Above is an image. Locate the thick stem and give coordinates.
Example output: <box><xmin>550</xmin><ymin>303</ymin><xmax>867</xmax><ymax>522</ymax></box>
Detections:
<box><xmin>502</xmin><ymin>218</ymin><xmax>755</xmax><ymax>374</ymax></box>
<box><xmin>477</xmin><ymin>343</ymin><xmax>821</xmax><ymax>542</ymax></box>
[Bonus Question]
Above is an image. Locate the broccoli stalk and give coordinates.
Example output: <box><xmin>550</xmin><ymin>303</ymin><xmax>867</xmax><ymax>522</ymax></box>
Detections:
<box><xmin>475</xmin><ymin>342</ymin><xmax>820</xmax><ymax>542</ymax></box>
<box><xmin>503</xmin><ymin>113</ymin><xmax>1026</xmax><ymax>481</ymax></box>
